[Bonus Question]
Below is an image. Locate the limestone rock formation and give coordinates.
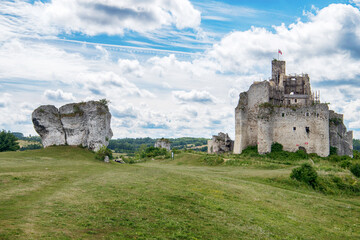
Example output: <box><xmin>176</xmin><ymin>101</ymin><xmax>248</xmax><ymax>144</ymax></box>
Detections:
<box><xmin>208</xmin><ymin>132</ymin><xmax>234</xmax><ymax>154</ymax></box>
<box><xmin>32</xmin><ymin>105</ymin><xmax>66</xmax><ymax>147</ymax></box>
<box><xmin>329</xmin><ymin>111</ymin><xmax>353</xmax><ymax>157</ymax></box>
<box><xmin>32</xmin><ymin>101</ymin><xmax>113</xmax><ymax>151</ymax></box>
<box><xmin>154</xmin><ymin>138</ymin><xmax>171</xmax><ymax>151</ymax></box>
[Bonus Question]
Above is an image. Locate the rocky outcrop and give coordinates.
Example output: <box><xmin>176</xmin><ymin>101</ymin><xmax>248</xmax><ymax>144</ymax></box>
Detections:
<box><xmin>32</xmin><ymin>101</ymin><xmax>113</xmax><ymax>151</ymax></box>
<box><xmin>329</xmin><ymin>111</ymin><xmax>353</xmax><ymax>157</ymax></box>
<box><xmin>208</xmin><ymin>132</ymin><xmax>234</xmax><ymax>154</ymax></box>
<box><xmin>154</xmin><ymin>138</ymin><xmax>171</xmax><ymax>151</ymax></box>
<box><xmin>32</xmin><ymin>105</ymin><xmax>66</xmax><ymax>147</ymax></box>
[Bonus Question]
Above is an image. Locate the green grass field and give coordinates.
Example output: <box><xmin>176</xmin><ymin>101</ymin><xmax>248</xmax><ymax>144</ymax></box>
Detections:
<box><xmin>1</xmin><ymin>146</ymin><xmax>359</xmax><ymax>239</ymax></box>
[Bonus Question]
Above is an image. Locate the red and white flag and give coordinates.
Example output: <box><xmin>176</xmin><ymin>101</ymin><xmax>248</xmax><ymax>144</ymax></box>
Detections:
<box><xmin>278</xmin><ymin>49</ymin><xmax>282</xmax><ymax>55</ymax></box>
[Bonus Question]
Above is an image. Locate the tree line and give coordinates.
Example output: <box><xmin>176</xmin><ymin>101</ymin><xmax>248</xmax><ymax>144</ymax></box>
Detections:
<box><xmin>108</xmin><ymin>137</ymin><xmax>209</xmax><ymax>153</ymax></box>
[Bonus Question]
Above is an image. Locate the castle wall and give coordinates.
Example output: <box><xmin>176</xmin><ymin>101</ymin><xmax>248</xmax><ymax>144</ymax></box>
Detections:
<box><xmin>271</xmin><ymin>60</ymin><xmax>286</xmax><ymax>86</ymax></box>
<box><xmin>234</xmin><ymin>81</ymin><xmax>270</xmax><ymax>154</ymax></box>
<box><xmin>257</xmin><ymin>108</ymin><xmax>273</xmax><ymax>154</ymax></box>
<box><xmin>233</xmin><ymin>60</ymin><xmax>352</xmax><ymax>157</ymax></box>
<box><xmin>234</xmin><ymin>108</ymin><xmax>247</xmax><ymax>154</ymax></box>
<box><xmin>271</xmin><ymin>104</ymin><xmax>329</xmax><ymax>157</ymax></box>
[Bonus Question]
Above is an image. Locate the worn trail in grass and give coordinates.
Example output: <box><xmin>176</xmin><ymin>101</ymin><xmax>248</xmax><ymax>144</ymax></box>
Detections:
<box><xmin>0</xmin><ymin>147</ymin><xmax>359</xmax><ymax>239</ymax></box>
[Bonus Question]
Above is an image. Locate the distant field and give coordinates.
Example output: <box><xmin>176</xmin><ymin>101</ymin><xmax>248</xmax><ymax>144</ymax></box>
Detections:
<box><xmin>0</xmin><ymin>146</ymin><xmax>359</xmax><ymax>239</ymax></box>
<box><xmin>17</xmin><ymin>140</ymin><xmax>42</xmax><ymax>148</ymax></box>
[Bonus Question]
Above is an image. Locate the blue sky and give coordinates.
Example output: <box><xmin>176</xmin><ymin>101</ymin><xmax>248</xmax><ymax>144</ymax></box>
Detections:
<box><xmin>1</xmin><ymin>0</ymin><xmax>360</xmax><ymax>139</ymax></box>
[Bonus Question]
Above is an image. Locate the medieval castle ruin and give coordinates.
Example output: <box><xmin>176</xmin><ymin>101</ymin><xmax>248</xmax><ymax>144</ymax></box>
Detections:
<box><xmin>232</xmin><ymin>59</ymin><xmax>353</xmax><ymax>157</ymax></box>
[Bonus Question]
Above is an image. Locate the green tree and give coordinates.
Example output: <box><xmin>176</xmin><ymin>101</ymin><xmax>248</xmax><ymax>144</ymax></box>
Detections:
<box><xmin>0</xmin><ymin>130</ymin><xmax>20</xmax><ymax>152</ymax></box>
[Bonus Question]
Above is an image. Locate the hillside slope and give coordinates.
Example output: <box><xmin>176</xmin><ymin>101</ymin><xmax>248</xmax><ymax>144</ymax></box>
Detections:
<box><xmin>0</xmin><ymin>147</ymin><xmax>359</xmax><ymax>239</ymax></box>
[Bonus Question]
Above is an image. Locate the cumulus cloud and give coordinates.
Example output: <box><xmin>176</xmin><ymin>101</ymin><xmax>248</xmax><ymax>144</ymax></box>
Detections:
<box><xmin>80</xmin><ymin>71</ymin><xmax>155</xmax><ymax>98</ymax></box>
<box><xmin>44</xmin><ymin>89</ymin><xmax>76</xmax><ymax>101</ymax></box>
<box><xmin>0</xmin><ymin>93</ymin><xmax>11</xmax><ymax>108</ymax></box>
<box><xmin>118</xmin><ymin>59</ymin><xmax>143</xmax><ymax>77</ymax></box>
<box><xmin>208</xmin><ymin>4</ymin><xmax>360</xmax><ymax>80</ymax></box>
<box><xmin>111</xmin><ymin>105</ymin><xmax>139</xmax><ymax>119</ymax></box>
<box><xmin>352</xmin><ymin>1</ymin><xmax>360</xmax><ymax>7</ymax></box>
<box><xmin>0</xmin><ymin>39</ymin><xmax>89</xmax><ymax>82</ymax></box>
<box><xmin>0</xmin><ymin>0</ymin><xmax>201</xmax><ymax>38</ymax></box>
<box><xmin>172</xmin><ymin>90</ymin><xmax>217</xmax><ymax>104</ymax></box>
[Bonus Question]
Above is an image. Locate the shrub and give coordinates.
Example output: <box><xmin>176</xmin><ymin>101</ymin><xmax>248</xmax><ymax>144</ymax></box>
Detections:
<box><xmin>350</xmin><ymin>164</ymin><xmax>360</xmax><ymax>178</ymax></box>
<box><xmin>172</xmin><ymin>148</ymin><xmax>181</xmax><ymax>154</ymax></box>
<box><xmin>241</xmin><ymin>146</ymin><xmax>259</xmax><ymax>157</ymax></box>
<box><xmin>271</xmin><ymin>142</ymin><xmax>283</xmax><ymax>152</ymax></box>
<box><xmin>95</xmin><ymin>146</ymin><xmax>113</xmax><ymax>161</ymax></box>
<box><xmin>339</xmin><ymin>160</ymin><xmax>352</xmax><ymax>169</ymax></box>
<box><xmin>328</xmin><ymin>154</ymin><xmax>351</xmax><ymax>162</ymax></box>
<box><xmin>316</xmin><ymin>174</ymin><xmax>360</xmax><ymax>195</ymax></box>
<box><xmin>330</xmin><ymin>146</ymin><xmax>337</xmax><ymax>155</ymax></box>
<box><xmin>98</xmin><ymin>99</ymin><xmax>110</xmax><ymax>108</ymax></box>
<box><xmin>139</xmin><ymin>146</ymin><xmax>170</xmax><ymax>159</ymax></box>
<box><xmin>353</xmin><ymin>150</ymin><xmax>360</xmax><ymax>159</ymax></box>
<box><xmin>203</xmin><ymin>154</ymin><xmax>224</xmax><ymax>166</ymax></box>
<box><xmin>0</xmin><ymin>130</ymin><xmax>20</xmax><ymax>152</ymax></box>
<box><xmin>290</xmin><ymin>163</ymin><xmax>318</xmax><ymax>188</ymax></box>
<box><xmin>295</xmin><ymin>149</ymin><xmax>308</xmax><ymax>159</ymax></box>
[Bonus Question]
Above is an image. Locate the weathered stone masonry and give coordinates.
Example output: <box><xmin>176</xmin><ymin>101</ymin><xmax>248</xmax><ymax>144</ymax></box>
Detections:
<box><xmin>234</xmin><ymin>60</ymin><xmax>352</xmax><ymax>157</ymax></box>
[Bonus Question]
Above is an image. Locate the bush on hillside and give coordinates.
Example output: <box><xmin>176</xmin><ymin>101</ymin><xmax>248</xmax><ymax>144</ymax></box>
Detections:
<box><xmin>328</xmin><ymin>154</ymin><xmax>351</xmax><ymax>162</ymax></box>
<box><xmin>316</xmin><ymin>174</ymin><xmax>360</xmax><ymax>195</ymax></box>
<box><xmin>95</xmin><ymin>146</ymin><xmax>113</xmax><ymax>161</ymax></box>
<box><xmin>350</xmin><ymin>164</ymin><xmax>360</xmax><ymax>178</ymax></box>
<box><xmin>139</xmin><ymin>147</ymin><xmax>170</xmax><ymax>159</ymax></box>
<box><xmin>203</xmin><ymin>154</ymin><xmax>224</xmax><ymax>166</ymax></box>
<box><xmin>339</xmin><ymin>160</ymin><xmax>352</xmax><ymax>169</ymax></box>
<box><xmin>353</xmin><ymin>150</ymin><xmax>360</xmax><ymax>159</ymax></box>
<box><xmin>290</xmin><ymin>163</ymin><xmax>318</xmax><ymax>188</ymax></box>
<box><xmin>0</xmin><ymin>130</ymin><xmax>20</xmax><ymax>152</ymax></box>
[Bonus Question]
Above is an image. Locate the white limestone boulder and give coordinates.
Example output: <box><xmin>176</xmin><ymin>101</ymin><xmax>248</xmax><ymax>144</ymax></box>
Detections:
<box><xmin>32</xmin><ymin>101</ymin><xmax>113</xmax><ymax>151</ymax></box>
<box><xmin>32</xmin><ymin>105</ymin><xmax>66</xmax><ymax>147</ymax></box>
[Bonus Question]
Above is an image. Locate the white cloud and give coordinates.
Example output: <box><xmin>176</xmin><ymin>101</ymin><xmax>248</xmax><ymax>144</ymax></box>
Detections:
<box><xmin>208</xmin><ymin>4</ymin><xmax>360</xmax><ymax>80</ymax></box>
<box><xmin>0</xmin><ymin>0</ymin><xmax>201</xmax><ymax>38</ymax></box>
<box><xmin>0</xmin><ymin>39</ymin><xmax>89</xmax><ymax>82</ymax></box>
<box><xmin>44</xmin><ymin>89</ymin><xmax>76</xmax><ymax>101</ymax></box>
<box><xmin>118</xmin><ymin>59</ymin><xmax>143</xmax><ymax>77</ymax></box>
<box><xmin>352</xmin><ymin>1</ymin><xmax>360</xmax><ymax>7</ymax></box>
<box><xmin>79</xmin><ymin>71</ymin><xmax>156</xmax><ymax>98</ymax></box>
<box><xmin>172</xmin><ymin>90</ymin><xmax>217</xmax><ymax>104</ymax></box>
<box><xmin>111</xmin><ymin>105</ymin><xmax>139</xmax><ymax>119</ymax></box>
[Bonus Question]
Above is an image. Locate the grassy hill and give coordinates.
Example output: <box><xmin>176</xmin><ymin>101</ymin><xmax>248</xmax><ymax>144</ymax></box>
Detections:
<box><xmin>1</xmin><ymin>147</ymin><xmax>359</xmax><ymax>239</ymax></box>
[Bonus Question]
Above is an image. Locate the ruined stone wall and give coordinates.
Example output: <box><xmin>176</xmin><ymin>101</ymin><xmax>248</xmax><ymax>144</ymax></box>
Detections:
<box><xmin>271</xmin><ymin>104</ymin><xmax>330</xmax><ymax>157</ymax></box>
<box><xmin>154</xmin><ymin>139</ymin><xmax>171</xmax><ymax>151</ymax></box>
<box><xmin>283</xmin><ymin>74</ymin><xmax>311</xmax><ymax>95</ymax></box>
<box><xmin>257</xmin><ymin>108</ymin><xmax>273</xmax><ymax>154</ymax></box>
<box><xmin>271</xmin><ymin>60</ymin><xmax>286</xmax><ymax>86</ymax></box>
<box><xmin>234</xmin><ymin>59</ymin><xmax>353</xmax><ymax>157</ymax></box>
<box><xmin>234</xmin><ymin>81</ymin><xmax>270</xmax><ymax>154</ymax></box>
<box><xmin>208</xmin><ymin>132</ymin><xmax>234</xmax><ymax>154</ymax></box>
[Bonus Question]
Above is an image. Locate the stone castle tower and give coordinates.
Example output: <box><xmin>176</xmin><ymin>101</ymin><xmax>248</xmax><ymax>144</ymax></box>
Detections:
<box><xmin>234</xmin><ymin>59</ymin><xmax>353</xmax><ymax>157</ymax></box>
